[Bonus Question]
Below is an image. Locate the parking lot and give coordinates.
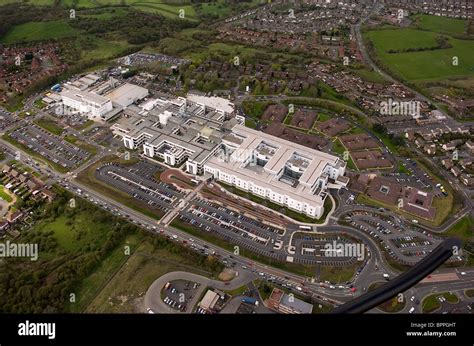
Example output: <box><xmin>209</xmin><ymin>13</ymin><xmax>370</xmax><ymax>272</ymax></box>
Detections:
<box><xmin>177</xmin><ymin>198</ymin><xmax>287</xmax><ymax>261</ymax></box>
<box><xmin>10</xmin><ymin>124</ymin><xmax>89</xmax><ymax>168</ymax></box>
<box><xmin>344</xmin><ymin>210</ymin><xmax>442</xmax><ymax>265</ymax></box>
<box><xmin>291</xmin><ymin>233</ymin><xmax>359</xmax><ymax>266</ymax></box>
<box><xmin>85</xmin><ymin>126</ymin><xmax>113</xmax><ymax>145</ymax></box>
<box><xmin>161</xmin><ymin>280</ymin><xmax>200</xmax><ymax>313</ymax></box>
<box><xmin>95</xmin><ymin>161</ymin><xmax>183</xmax><ymax>212</ymax></box>
<box><xmin>0</xmin><ymin>110</ymin><xmax>19</xmax><ymax>131</ymax></box>
<box><xmin>384</xmin><ymin>158</ymin><xmax>442</xmax><ymax>194</ymax></box>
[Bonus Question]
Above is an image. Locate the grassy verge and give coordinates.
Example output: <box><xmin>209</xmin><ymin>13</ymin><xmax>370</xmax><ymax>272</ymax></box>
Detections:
<box><xmin>332</xmin><ymin>138</ymin><xmax>357</xmax><ymax>170</ymax></box>
<box><xmin>224</xmin><ymin>285</ymin><xmax>248</xmax><ymax>297</ymax></box>
<box><xmin>368</xmin><ymin>282</ymin><xmax>406</xmax><ymax>312</ymax></box>
<box><xmin>85</xmin><ymin>239</ymin><xmax>223</xmax><ymax>312</ymax></box>
<box><xmin>71</xmin><ymin>233</ymin><xmax>143</xmax><ymax>312</ymax></box>
<box><xmin>441</xmin><ymin>216</ymin><xmax>473</xmax><ymax>242</ymax></box>
<box><xmin>75</xmin><ymin>119</ymin><xmax>94</xmax><ymax>131</ymax></box>
<box><xmin>397</xmin><ymin>162</ymin><xmax>412</xmax><ymax>175</ymax></box>
<box><xmin>319</xmin><ymin>263</ymin><xmax>360</xmax><ymax>284</ymax></box>
<box><xmin>422</xmin><ymin>292</ymin><xmax>459</xmax><ymax>313</ymax></box>
<box><xmin>34</xmin><ymin>118</ymin><xmax>64</xmax><ymax>136</ymax></box>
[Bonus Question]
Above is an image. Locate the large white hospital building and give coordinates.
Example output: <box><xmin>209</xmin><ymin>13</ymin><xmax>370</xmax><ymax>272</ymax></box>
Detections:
<box><xmin>112</xmin><ymin>92</ymin><xmax>348</xmax><ymax>218</ymax></box>
<box><xmin>204</xmin><ymin>125</ymin><xmax>348</xmax><ymax>218</ymax></box>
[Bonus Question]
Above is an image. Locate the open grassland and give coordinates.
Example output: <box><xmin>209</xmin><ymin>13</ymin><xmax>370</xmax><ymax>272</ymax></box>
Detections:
<box><xmin>364</xmin><ymin>28</ymin><xmax>474</xmax><ymax>81</ymax></box>
<box><xmin>412</xmin><ymin>14</ymin><xmax>467</xmax><ymax>35</ymax></box>
<box><xmin>77</xmin><ymin>37</ymin><xmax>130</xmax><ymax>61</ymax></box>
<box><xmin>130</xmin><ymin>2</ymin><xmax>196</xmax><ymax>20</ymax></box>
<box><xmin>35</xmin><ymin>210</ymin><xmax>110</xmax><ymax>254</ymax></box>
<box><xmin>442</xmin><ymin>216</ymin><xmax>473</xmax><ymax>242</ymax></box>
<box><xmin>84</xmin><ymin>241</ymin><xmax>219</xmax><ymax>312</ymax></box>
<box><xmin>0</xmin><ymin>0</ymin><xmax>263</xmax><ymax>19</ymax></box>
<box><xmin>196</xmin><ymin>0</ymin><xmax>261</xmax><ymax>18</ymax></box>
<box><xmin>0</xmin><ymin>20</ymin><xmax>79</xmax><ymax>44</ymax></box>
<box><xmin>365</xmin><ymin>29</ymin><xmax>439</xmax><ymax>52</ymax></box>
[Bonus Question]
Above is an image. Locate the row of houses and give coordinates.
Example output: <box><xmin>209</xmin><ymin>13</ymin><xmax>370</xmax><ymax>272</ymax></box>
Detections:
<box><xmin>0</xmin><ymin>165</ymin><xmax>57</xmax><ymax>237</ymax></box>
<box><xmin>405</xmin><ymin>128</ymin><xmax>474</xmax><ymax>187</ymax></box>
<box><xmin>2</xmin><ymin>165</ymin><xmax>56</xmax><ymax>202</ymax></box>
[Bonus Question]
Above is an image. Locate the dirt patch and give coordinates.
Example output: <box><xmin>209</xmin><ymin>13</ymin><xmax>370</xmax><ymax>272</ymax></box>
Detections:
<box><xmin>218</xmin><ymin>268</ymin><xmax>236</xmax><ymax>282</ymax></box>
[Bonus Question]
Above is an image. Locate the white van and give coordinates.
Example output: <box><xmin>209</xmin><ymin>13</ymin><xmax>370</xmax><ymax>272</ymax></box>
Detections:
<box><xmin>409</xmin><ymin>307</ymin><xmax>415</xmax><ymax>314</ymax></box>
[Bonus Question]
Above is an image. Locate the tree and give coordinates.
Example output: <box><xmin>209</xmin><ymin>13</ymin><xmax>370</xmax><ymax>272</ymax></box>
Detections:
<box><xmin>372</xmin><ymin>123</ymin><xmax>387</xmax><ymax>135</ymax></box>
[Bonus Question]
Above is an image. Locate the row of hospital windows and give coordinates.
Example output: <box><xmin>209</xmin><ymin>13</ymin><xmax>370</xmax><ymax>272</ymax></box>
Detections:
<box><xmin>206</xmin><ymin>169</ymin><xmax>317</xmax><ymax>213</ymax></box>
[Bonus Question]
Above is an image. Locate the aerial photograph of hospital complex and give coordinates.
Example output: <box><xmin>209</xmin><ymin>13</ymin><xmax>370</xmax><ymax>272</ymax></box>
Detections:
<box><xmin>0</xmin><ymin>1</ymin><xmax>472</xmax><ymax>339</ymax></box>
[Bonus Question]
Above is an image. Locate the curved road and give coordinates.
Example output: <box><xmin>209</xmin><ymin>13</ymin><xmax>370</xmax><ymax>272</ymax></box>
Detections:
<box><xmin>331</xmin><ymin>237</ymin><xmax>462</xmax><ymax>314</ymax></box>
<box><xmin>144</xmin><ymin>271</ymin><xmax>255</xmax><ymax>314</ymax></box>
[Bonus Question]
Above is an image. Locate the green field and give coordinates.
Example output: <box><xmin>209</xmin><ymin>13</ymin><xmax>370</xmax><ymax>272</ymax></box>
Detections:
<box><xmin>364</xmin><ymin>28</ymin><xmax>474</xmax><ymax>81</ymax></box>
<box><xmin>319</xmin><ymin>263</ymin><xmax>359</xmax><ymax>283</ymax></box>
<box><xmin>34</xmin><ymin>118</ymin><xmax>64</xmax><ymax>136</ymax></box>
<box><xmin>0</xmin><ymin>0</ymin><xmax>56</xmax><ymax>5</ymax></box>
<box><xmin>63</xmin><ymin>0</ymin><xmax>103</xmax><ymax>8</ymax></box>
<box><xmin>131</xmin><ymin>2</ymin><xmax>196</xmax><ymax>19</ymax></box>
<box><xmin>0</xmin><ymin>186</ymin><xmax>13</xmax><ymax>203</ymax></box>
<box><xmin>413</xmin><ymin>14</ymin><xmax>467</xmax><ymax>36</ymax></box>
<box><xmin>85</xmin><ymin>240</ymin><xmax>223</xmax><ymax>312</ymax></box>
<box><xmin>35</xmin><ymin>212</ymin><xmax>109</xmax><ymax>253</ymax></box>
<box><xmin>0</xmin><ymin>20</ymin><xmax>79</xmax><ymax>44</ymax></box>
<box><xmin>78</xmin><ymin>37</ymin><xmax>130</xmax><ymax>61</ymax></box>
<box><xmin>185</xmin><ymin>42</ymin><xmax>261</xmax><ymax>66</ymax></box>
<box><xmin>365</xmin><ymin>29</ymin><xmax>439</xmax><ymax>52</ymax></box>
<box><xmin>442</xmin><ymin>216</ymin><xmax>473</xmax><ymax>242</ymax></box>
<box><xmin>422</xmin><ymin>292</ymin><xmax>459</xmax><ymax>313</ymax></box>
<box><xmin>196</xmin><ymin>0</ymin><xmax>261</xmax><ymax>18</ymax></box>
<box><xmin>78</xmin><ymin>8</ymin><xmax>129</xmax><ymax>19</ymax></box>
<box><xmin>71</xmin><ymin>233</ymin><xmax>143</xmax><ymax>312</ymax></box>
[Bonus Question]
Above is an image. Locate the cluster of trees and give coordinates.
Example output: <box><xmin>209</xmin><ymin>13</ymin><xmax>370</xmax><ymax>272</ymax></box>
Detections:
<box><xmin>372</xmin><ymin>123</ymin><xmax>405</xmax><ymax>147</ymax></box>
<box><xmin>70</xmin><ymin>11</ymin><xmax>196</xmax><ymax>45</ymax></box>
<box><xmin>0</xmin><ymin>4</ymin><xmax>65</xmax><ymax>38</ymax></box>
<box><xmin>0</xmin><ymin>190</ymin><xmax>135</xmax><ymax>313</ymax></box>
<box><xmin>0</xmin><ymin>186</ymin><xmax>225</xmax><ymax>312</ymax></box>
<box><xmin>147</xmin><ymin>235</ymin><xmax>223</xmax><ymax>275</ymax></box>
